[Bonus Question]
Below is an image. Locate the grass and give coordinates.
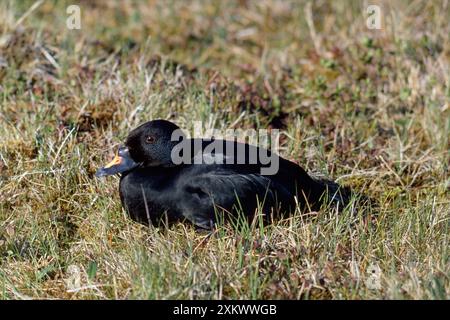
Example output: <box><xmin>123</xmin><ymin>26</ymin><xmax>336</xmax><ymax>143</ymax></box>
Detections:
<box><xmin>0</xmin><ymin>0</ymin><xmax>448</xmax><ymax>299</ymax></box>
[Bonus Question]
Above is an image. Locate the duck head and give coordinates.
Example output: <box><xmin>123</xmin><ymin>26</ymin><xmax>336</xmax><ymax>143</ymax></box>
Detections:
<box><xmin>95</xmin><ymin>119</ymin><xmax>185</xmax><ymax>177</ymax></box>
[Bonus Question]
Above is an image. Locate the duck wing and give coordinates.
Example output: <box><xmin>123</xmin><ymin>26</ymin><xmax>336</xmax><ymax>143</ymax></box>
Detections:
<box><xmin>176</xmin><ymin>165</ymin><xmax>294</xmax><ymax>229</ymax></box>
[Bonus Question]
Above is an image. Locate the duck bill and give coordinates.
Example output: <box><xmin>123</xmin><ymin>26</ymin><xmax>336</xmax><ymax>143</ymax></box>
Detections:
<box><xmin>95</xmin><ymin>146</ymin><xmax>139</xmax><ymax>177</ymax></box>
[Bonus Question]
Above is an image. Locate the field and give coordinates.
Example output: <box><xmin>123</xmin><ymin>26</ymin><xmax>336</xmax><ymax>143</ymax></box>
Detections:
<box><xmin>0</xmin><ymin>0</ymin><xmax>448</xmax><ymax>299</ymax></box>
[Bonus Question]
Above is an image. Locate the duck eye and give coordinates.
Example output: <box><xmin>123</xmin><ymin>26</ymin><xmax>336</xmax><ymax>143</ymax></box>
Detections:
<box><xmin>146</xmin><ymin>136</ymin><xmax>156</xmax><ymax>144</ymax></box>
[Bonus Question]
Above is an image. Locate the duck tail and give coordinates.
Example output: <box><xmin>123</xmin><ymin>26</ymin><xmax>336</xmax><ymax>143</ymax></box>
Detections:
<box><xmin>312</xmin><ymin>177</ymin><xmax>375</xmax><ymax>212</ymax></box>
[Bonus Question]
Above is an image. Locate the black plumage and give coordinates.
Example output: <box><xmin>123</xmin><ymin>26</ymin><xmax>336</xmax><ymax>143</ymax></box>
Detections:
<box><xmin>96</xmin><ymin>120</ymin><xmax>352</xmax><ymax>229</ymax></box>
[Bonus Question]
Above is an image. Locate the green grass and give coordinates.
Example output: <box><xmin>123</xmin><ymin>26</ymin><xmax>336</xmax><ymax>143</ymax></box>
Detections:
<box><xmin>0</xmin><ymin>0</ymin><xmax>448</xmax><ymax>299</ymax></box>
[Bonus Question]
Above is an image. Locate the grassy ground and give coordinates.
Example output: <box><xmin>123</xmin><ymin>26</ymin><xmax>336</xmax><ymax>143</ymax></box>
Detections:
<box><xmin>0</xmin><ymin>0</ymin><xmax>448</xmax><ymax>299</ymax></box>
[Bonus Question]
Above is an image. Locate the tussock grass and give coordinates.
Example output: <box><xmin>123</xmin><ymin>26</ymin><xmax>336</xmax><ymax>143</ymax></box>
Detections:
<box><xmin>0</xmin><ymin>0</ymin><xmax>448</xmax><ymax>299</ymax></box>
